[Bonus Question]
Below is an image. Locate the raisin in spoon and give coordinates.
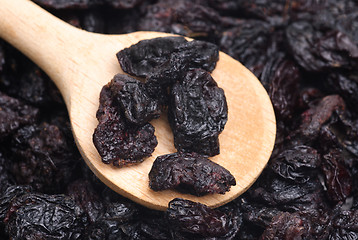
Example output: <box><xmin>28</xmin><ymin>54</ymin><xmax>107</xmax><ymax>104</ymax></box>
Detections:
<box><xmin>0</xmin><ymin>0</ymin><xmax>276</xmax><ymax>211</ymax></box>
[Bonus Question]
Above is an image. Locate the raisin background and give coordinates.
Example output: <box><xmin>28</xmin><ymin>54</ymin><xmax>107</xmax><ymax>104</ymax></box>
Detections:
<box><xmin>0</xmin><ymin>0</ymin><xmax>358</xmax><ymax>239</ymax></box>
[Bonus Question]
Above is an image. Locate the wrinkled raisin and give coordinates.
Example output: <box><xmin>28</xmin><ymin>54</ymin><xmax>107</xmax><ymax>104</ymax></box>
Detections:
<box><xmin>93</xmin><ymin>84</ymin><xmax>157</xmax><ymax>167</ymax></box>
<box><xmin>168</xmin><ymin>69</ymin><xmax>227</xmax><ymax>156</ymax></box>
<box><xmin>149</xmin><ymin>152</ymin><xmax>235</xmax><ymax>196</ymax></box>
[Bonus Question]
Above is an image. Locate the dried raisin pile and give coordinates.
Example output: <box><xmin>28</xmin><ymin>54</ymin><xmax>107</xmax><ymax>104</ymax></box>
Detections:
<box><xmin>114</xmin><ymin>36</ymin><xmax>231</xmax><ymax>195</ymax></box>
<box><xmin>95</xmin><ymin>35</ymin><xmax>226</xmax><ymax>168</ymax></box>
<box><xmin>1</xmin><ymin>0</ymin><xmax>358</xmax><ymax>239</ymax></box>
<box><xmin>116</xmin><ymin>36</ymin><xmax>225</xmax><ymax>156</ymax></box>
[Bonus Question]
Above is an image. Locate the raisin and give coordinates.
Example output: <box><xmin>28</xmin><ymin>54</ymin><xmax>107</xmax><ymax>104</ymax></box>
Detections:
<box><xmin>0</xmin><ymin>91</ymin><xmax>39</xmax><ymax>140</ymax></box>
<box><xmin>17</xmin><ymin>67</ymin><xmax>63</xmax><ymax>107</ymax></box>
<box><xmin>299</xmin><ymin>95</ymin><xmax>346</xmax><ymax>139</ymax></box>
<box><xmin>138</xmin><ymin>0</ymin><xmax>222</xmax><ymax>39</ymax></box>
<box><xmin>329</xmin><ymin>228</ymin><xmax>358</xmax><ymax>240</ymax></box>
<box><xmin>109</xmin><ymin>73</ymin><xmax>161</xmax><ymax>125</ymax></box>
<box><xmin>5</xmin><ymin>193</ymin><xmax>85</xmax><ymax>240</ymax></box>
<box><xmin>321</xmin><ymin>149</ymin><xmax>352</xmax><ymax>203</ymax></box>
<box><xmin>117</xmin><ymin>36</ymin><xmax>187</xmax><ymax>78</ymax></box>
<box><xmin>93</xmin><ymin>114</ymin><xmax>157</xmax><ymax>167</ymax></box>
<box><xmin>10</xmin><ymin>122</ymin><xmax>79</xmax><ymax>193</ymax></box>
<box><xmin>83</xmin><ymin>201</ymin><xmax>139</xmax><ymax>239</ymax></box>
<box><xmin>260</xmin><ymin>212</ymin><xmax>307</xmax><ymax>240</ymax></box>
<box><xmin>145</xmin><ymin>39</ymin><xmax>219</xmax><ymax>103</ymax></box>
<box><xmin>93</xmin><ymin>84</ymin><xmax>157</xmax><ymax>167</ymax></box>
<box><xmin>332</xmin><ymin>209</ymin><xmax>358</xmax><ymax>232</ymax></box>
<box><xmin>286</xmin><ymin>21</ymin><xmax>358</xmax><ymax>72</ymax></box>
<box><xmin>269</xmin><ymin>145</ymin><xmax>321</xmax><ymax>183</ymax></box>
<box><xmin>240</xmin><ymin>197</ymin><xmax>284</xmax><ymax>228</ymax></box>
<box><xmin>168</xmin><ymin>69</ymin><xmax>227</xmax><ymax>156</ymax></box>
<box><xmin>326</xmin><ymin>72</ymin><xmax>358</xmax><ymax>114</ymax></box>
<box><xmin>219</xmin><ymin>20</ymin><xmax>273</xmax><ymax>77</ymax></box>
<box><xmin>149</xmin><ymin>152</ymin><xmax>235</xmax><ymax>196</ymax></box>
<box><xmin>171</xmin><ymin>39</ymin><xmax>219</xmax><ymax>73</ymax></box>
<box><xmin>120</xmin><ymin>210</ymin><xmax>170</xmax><ymax>239</ymax></box>
<box><xmin>67</xmin><ymin>179</ymin><xmax>105</xmax><ymax>223</ymax></box>
<box><xmin>248</xmin><ymin>171</ymin><xmax>327</xmax><ymax>212</ymax></box>
<box><xmin>260</xmin><ymin>53</ymin><xmax>300</xmax><ymax>122</ymax></box>
<box><xmin>0</xmin><ymin>185</ymin><xmax>31</xmax><ymax>223</ymax></box>
<box><xmin>167</xmin><ymin>198</ymin><xmax>241</xmax><ymax>238</ymax></box>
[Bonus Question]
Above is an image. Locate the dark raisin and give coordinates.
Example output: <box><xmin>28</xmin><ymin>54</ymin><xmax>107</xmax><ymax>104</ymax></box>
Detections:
<box><xmin>10</xmin><ymin>122</ymin><xmax>79</xmax><ymax>193</ymax></box>
<box><xmin>117</xmin><ymin>36</ymin><xmax>187</xmax><ymax>78</ymax></box>
<box><xmin>286</xmin><ymin>21</ymin><xmax>358</xmax><ymax>72</ymax></box>
<box><xmin>109</xmin><ymin>73</ymin><xmax>161</xmax><ymax>125</ymax></box>
<box><xmin>145</xmin><ymin>40</ymin><xmax>219</xmax><ymax>103</ymax></box>
<box><xmin>269</xmin><ymin>145</ymin><xmax>321</xmax><ymax>183</ymax></box>
<box><xmin>0</xmin><ymin>91</ymin><xmax>39</xmax><ymax>140</ymax></box>
<box><xmin>260</xmin><ymin>53</ymin><xmax>300</xmax><ymax>122</ymax></box>
<box><xmin>248</xmin><ymin>171</ymin><xmax>327</xmax><ymax>212</ymax></box>
<box><xmin>172</xmin><ymin>39</ymin><xmax>219</xmax><ymax>73</ymax></box>
<box><xmin>219</xmin><ymin>20</ymin><xmax>273</xmax><ymax>77</ymax></box>
<box><xmin>326</xmin><ymin>72</ymin><xmax>358</xmax><ymax>115</ymax></box>
<box><xmin>299</xmin><ymin>95</ymin><xmax>346</xmax><ymax>139</ymax></box>
<box><xmin>149</xmin><ymin>152</ymin><xmax>235</xmax><ymax>196</ymax></box>
<box><xmin>67</xmin><ymin>179</ymin><xmax>105</xmax><ymax>223</ymax></box>
<box><xmin>167</xmin><ymin>198</ymin><xmax>241</xmax><ymax>238</ymax></box>
<box><xmin>5</xmin><ymin>193</ymin><xmax>85</xmax><ymax>240</ymax></box>
<box><xmin>138</xmin><ymin>0</ymin><xmax>222</xmax><ymax>39</ymax></box>
<box><xmin>321</xmin><ymin>149</ymin><xmax>352</xmax><ymax>203</ymax></box>
<box><xmin>260</xmin><ymin>212</ymin><xmax>307</xmax><ymax>240</ymax></box>
<box><xmin>168</xmin><ymin>69</ymin><xmax>227</xmax><ymax>156</ymax></box>
<box><xmin>239</xmin><ymin>197</ymin><xmax>284</xmax><ymax>228</ymax></box>
<box><xmin>93</xmin><ymin>84</ymin><xmax>157</xmax><ymax>167</ymax></box>
<box><xmin>0</xmin><ymin>185</ymin><xmax>31</xmax><ymax>223</ymax></box>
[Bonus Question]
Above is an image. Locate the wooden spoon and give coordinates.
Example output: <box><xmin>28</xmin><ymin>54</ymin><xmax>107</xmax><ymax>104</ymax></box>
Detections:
<box><xmin>0</xmin><ymin>0</ymin><xmax>276</xmax><ymax>211</ymax></box>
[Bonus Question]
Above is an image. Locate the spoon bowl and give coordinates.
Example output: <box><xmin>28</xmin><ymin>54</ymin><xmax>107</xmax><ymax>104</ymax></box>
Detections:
<box><xmin>0</xmin><ymin>0</ymin><xmax>276</xmax><ymax>210</ymax></box>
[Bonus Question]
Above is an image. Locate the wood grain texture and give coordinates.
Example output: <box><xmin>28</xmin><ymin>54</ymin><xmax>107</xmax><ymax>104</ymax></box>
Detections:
<box><xmin>0</xmin><ymin>0</ymin><xmax>276</xmax><ymax>210</ymax></box>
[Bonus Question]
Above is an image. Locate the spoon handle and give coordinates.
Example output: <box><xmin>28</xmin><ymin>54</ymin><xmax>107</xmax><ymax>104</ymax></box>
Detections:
<box><xmin>0</xmin><ymin>0</ymin><xmax>85</xmax><ymax>105</ymax></box>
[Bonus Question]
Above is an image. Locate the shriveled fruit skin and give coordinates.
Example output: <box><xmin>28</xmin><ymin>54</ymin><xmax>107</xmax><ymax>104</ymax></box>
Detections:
<box><xmin>0</xmin><ymin>91</ymin><xmax>39</xmax><ymax>140</ymax></box>
<box><xmin>166</xmin><ymin>198</ymin><xmax>241</xmax><ymax>239</ymax></box>
<box><xmin>93</xmin><ymin>82</ymin><xmax>157</xmax><ymax>167</ymax></box>
<box><xmin>109</xmin><ymin>74</ymin><xmax>161</xmax><ymax>126</ymax></box>
<box><xmin>117</xmin><ymin>36</ymin><xmax>188</xmax><ymax>78</ymax></box>
<box><xmin>149</xmin><ymin>152</ymin><xmax>235</xmax><ymax>196</ymax></box>
<box><xmin>168</xmin><ymin>69</ymin><xmax>227</xmax><ymax>156</ymax></box>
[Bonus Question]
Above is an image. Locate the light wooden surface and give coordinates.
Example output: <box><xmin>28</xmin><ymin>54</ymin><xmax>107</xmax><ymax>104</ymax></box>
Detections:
<box><xmin>0</xmin><ymin>0</ymin><xmax>276</xmax><ymax>211</ymax></box>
